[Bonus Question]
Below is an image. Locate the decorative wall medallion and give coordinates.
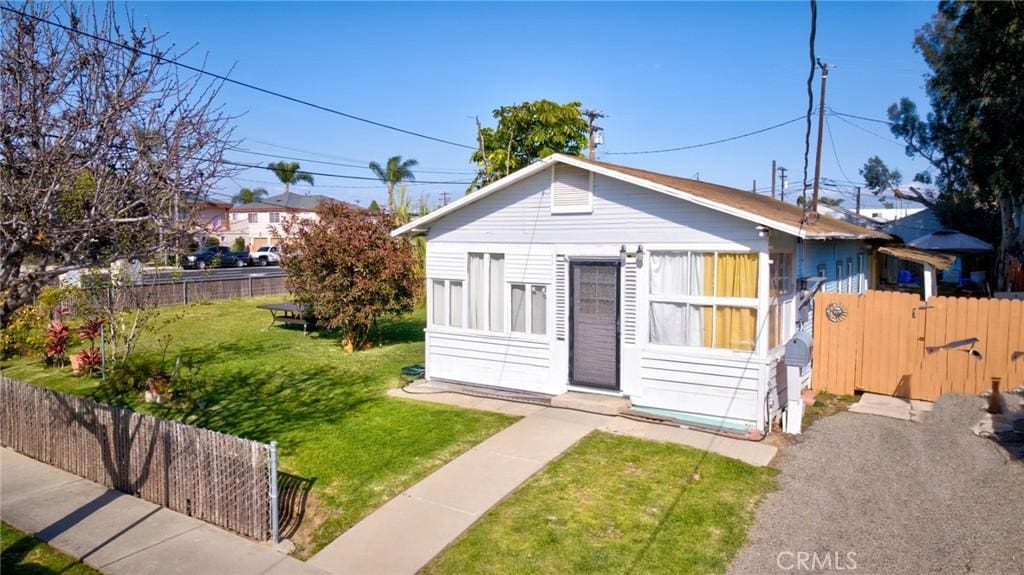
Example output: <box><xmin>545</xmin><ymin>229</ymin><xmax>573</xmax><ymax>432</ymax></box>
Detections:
<box><xmin>825</xmin><ymin>302</ymin><xmax>848</xmax><ymax>323</ymax></box>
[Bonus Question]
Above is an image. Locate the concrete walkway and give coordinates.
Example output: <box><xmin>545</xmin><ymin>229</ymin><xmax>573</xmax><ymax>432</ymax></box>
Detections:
<box><xmin>306</xmin><ymin>389</ymin><xmax>777</xmax><ymax>575</ymax></box>
<box><xmin>1</xmin><ymin>448</ymin><xmax>326</xmax><ymax>575</ymax></box>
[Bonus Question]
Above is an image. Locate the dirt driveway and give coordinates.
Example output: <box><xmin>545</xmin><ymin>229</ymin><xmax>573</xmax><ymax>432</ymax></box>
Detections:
<box><xmin>728</xmin><ymin>394</ymin><xmax>1024</xmax><ymax>575</ymax></box>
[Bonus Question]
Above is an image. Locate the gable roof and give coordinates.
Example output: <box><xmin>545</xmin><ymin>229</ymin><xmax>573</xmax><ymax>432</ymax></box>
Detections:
<box><xmin>392</xmin><ymin>154</ymin><xmax>889</xmax><ymax>240</ymax></box>
<box><xmin>230</xmin><ymin>192</ymin><xmax>345</xmax><ymax>212</ymax></box>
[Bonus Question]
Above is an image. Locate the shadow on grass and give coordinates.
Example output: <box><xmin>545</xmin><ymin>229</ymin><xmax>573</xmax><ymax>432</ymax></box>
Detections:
<box><xmin>302</xmin><ymin>313</ymin><xmax>426</xmax><ymax>347</ymax></box>
<box><xmin>278</xmin><ymin>472</ymin><xmax>316</xmax><ymax>540</ymax></box>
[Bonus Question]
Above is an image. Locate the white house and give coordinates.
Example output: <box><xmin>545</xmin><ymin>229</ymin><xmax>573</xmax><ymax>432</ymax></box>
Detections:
<box><xmin>225</xmin><ymin>192</ymin><xmax>342</xmax><ymax>249</ymax></box>
<box><xmin>393</xmin><ymin>154</ymin><xmax>889</xmax><ymax>434</ymax></box>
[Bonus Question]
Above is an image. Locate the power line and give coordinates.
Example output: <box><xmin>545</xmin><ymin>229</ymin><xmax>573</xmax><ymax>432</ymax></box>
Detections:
<box><xmin>605</xmin><ymin>115</ymin><xmax>806</xmax><ymax>155</ymax></box>
<box><xmin>2</xmin><ymin>5</ymin><xmax>476</xmax><ymax>150</ymax></box>
<box><xmin>231</xmin><ymin>147</ymin><xmax>477</xmax><ymax>175</ymax></box>
<box><xmin>828</xmin><ymin>111</ymin><xmax>905</xmax><ymax>147</ymax></box>
<box><xmin>824</xmin><ymin>115</ymin><xmax>854</xmax><ymax>185</ymax></box>
<box><xmin>220</xmin><ymin>157</ymin><xmax>472</xmax><ymax>184</ymax></box>
<box><xmin>829</xmin><ymin>109</ymin><xmax>893</xmax><ymax>125</ymax></box>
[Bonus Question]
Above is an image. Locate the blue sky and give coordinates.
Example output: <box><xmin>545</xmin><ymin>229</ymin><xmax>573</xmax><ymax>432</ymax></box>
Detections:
<box><xmin>124</xmin><ymin>1</ymin><xmax>938</xmax><ymax>209</ymax></box>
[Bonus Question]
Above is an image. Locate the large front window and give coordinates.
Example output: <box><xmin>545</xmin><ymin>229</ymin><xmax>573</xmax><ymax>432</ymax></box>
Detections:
<box><xmin>468</xmin><ymin>253</ymin><xmax>504</xmax><ymax>332</ymax></box>
<box><xmin>648</xmin><ymin>252</ymin><xmax>758</xmax><ymax>351</ymax></box>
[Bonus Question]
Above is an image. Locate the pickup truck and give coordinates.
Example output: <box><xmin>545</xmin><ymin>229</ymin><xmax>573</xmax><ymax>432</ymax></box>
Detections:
<box><xmin>251</xmin><ymin>245</ymin><xmax>282</xmax><ymax>267</ymax></box>
<box><xmin>182</xmin><ymin>246</ymin><xmax>250</xmax><ymax>269</ymax></box>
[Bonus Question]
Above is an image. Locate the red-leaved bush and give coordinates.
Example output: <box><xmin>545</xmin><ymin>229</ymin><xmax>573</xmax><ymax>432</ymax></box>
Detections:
<box><xmin>280</xmin><ymin>202</ymin><xmax>420</xmax><ymax>350</ymax></box>
<box><xmin>45</xmin><ymin>319</ymin><xmax>70</xmax><ymax>365</ymax></box>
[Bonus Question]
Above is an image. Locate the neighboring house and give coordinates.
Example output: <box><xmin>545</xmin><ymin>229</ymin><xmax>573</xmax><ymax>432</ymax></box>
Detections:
<box><xmin>189</xmin><ymin>201</ymin><xmax>231</xmax><ymax>244</ymax></box>
<box><xmin>393</xmin><ymin>154</ymin><xmax>890</xmax><ymax>434</ymax></box>
<box><xmin>225</xmin><ymin>192</ymin><xmax>342</xmax><ymax>249</ymax></box>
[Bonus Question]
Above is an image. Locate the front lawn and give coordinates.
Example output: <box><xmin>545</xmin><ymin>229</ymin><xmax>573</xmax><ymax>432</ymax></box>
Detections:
<box><xmin>1</xmin><ymin>522</ymin><xmax>100</xmax><ymax>575</ymax></box>
<box><xmin>423</xmin><ymin>432</ymin><xmax>777</xmax><ymax>575</ymax></box>
<box><xmin>0</xmin><ymin>297</ymin><xmax>515</xmax><ymax>557</ymax></box>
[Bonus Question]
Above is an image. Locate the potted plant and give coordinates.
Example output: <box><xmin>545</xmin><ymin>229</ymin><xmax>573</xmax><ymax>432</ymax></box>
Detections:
<box><xmin>71</xmin><ymin>317</ymin><xmax>104</xmax><ymax>375</ymax></box>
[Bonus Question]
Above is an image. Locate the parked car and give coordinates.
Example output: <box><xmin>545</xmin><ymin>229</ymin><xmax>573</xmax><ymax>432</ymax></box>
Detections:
<box><xmin>251</xmin><ymin>245</ymin><xmax>283</xmax><ymax>267</ymax></box>
<box><xmin>182</xmin><ymin>246</ymin><xmax>250</xmax><ymax>269</ymax></box>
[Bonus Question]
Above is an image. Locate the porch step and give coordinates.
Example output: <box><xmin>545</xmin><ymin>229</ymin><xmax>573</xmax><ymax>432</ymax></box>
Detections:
<box><xmin>550</xmin><ymin>392</ymin><xmax>631</xmax><ymax>416</ymax></box>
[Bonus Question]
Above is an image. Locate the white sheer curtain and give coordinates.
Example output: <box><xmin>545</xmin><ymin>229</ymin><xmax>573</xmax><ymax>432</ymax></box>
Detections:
<box><xmin>650</xmin><ymin>302</ymin><xmax>685</xmax><ymax>345</ymax></box>
<box><xmin>650</xmin><ymin>253</ymin><xmax>688</xmax><ymax>295</ymax></box>
<box><xmin>510</xmin><ymin>284</ymin><xmax>526</xmax><ymax>332</ymax></box>
<box><xmin>450</xmin><ymin>281</ymin><xmax>463</xmax><ymax>328</ymax></box>
<box><xmin>488</xmin><ymin>255</ymin><xmax>504</xmax><ymax>332</ymax></box>
<box><xmin>689</xmin><ymin>253</ymin><xmax>707</xmax><ymax>295</ymax></box>
<box><xmin>431</xmin><ymin>280</ymin><xmax>445</xmax><ymax>326</ymax></box>
<box><xmin>468</xmin><ymin>254</ymin><xmax>485</xmax><ymax>329</ymax></box>
<box><xmin>531</xmin><ymin>285</ymin><xmax>546</xmax><ymax>335</ymax></box>
<box><xmin>686</xmin><ymin>304</ymin><xmax>705</xmax><ymax>346</ymax></box>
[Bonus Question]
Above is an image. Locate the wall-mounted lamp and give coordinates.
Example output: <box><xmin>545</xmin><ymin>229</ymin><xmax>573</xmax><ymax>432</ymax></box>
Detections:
<box><xmin>756</xmin><ymin>225</ymin><xmax>771</xmax><ymax>238</ymax></box>
<box><xmin>619</xmin><ymin>244</ymin><xmax>628</xmax><ymax>265</ymax></box>
<box><xmin>635</xmin><ymin>245</ymin><xmax>645</xmax><ymax>267</ymax></box>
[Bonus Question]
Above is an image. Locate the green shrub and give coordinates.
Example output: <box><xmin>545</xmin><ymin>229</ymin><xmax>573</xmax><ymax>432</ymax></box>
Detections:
<box><xmin>204</xmin><ymin>236</ymin><xmax>220</xmax><ymax>248</ymax></box>
<box><xmin>231</xmin><ymin>237</ymin><xmax>246</xmax><ymax>252</ymax></box>
<box><xmin>0</xmin><ymin>286</ymin><xmax>84</xmax><ymax>359</ymax></box>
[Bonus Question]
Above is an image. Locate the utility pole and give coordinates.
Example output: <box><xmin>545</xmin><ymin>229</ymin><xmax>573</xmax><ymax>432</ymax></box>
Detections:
<box><xmin>770</xmin><ymin>160</ymin><xmax>777</xmax><ymax>199</ymax></box>
<box><xmin>855</xmin><ymin>186</ymin><xmax>861</xmax><ymax>215</ymax></box>
<box><xmin>752</xmin><ymin>179</ymin><xmax>757</xmax><ymax>194</ymax></box>
<box><xmin>583</xmin><ymin>109</ymin><xmax>606</xmax><ymax>160</ymax></box>
<box><xmin>810</xmin><ymin>59</ymin><xmax>830</xmax><ymax>214</ymax></box>
<box><xmin>778</xmin><ymin>166</ymin><xmax>788</xmax><ymax>202</ymax></box>
<box><xmin>440</xmin><ymin>190</ymin><xmax>451</xmax><ymax>206</ymax></box>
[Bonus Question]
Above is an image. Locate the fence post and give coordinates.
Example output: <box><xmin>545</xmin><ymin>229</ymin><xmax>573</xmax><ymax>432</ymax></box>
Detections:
<box><xmin>268</xmin><ymin>440</ymin><xmax>279</xmax><ymax>543</ymax></box>
<box><xmin>249</xmin><ymin>276</ymin><xmax>254</xmax><ymax>298</ymax></box>
<box><xmin>182</xmin><ymin>280</ymin><xmax>188</xmax><ymax>305</ymax></box>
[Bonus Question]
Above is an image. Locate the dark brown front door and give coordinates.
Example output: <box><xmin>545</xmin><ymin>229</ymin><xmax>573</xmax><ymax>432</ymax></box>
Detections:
<box><xmin>570</xmin><ymin>261</ymin><xmax>620</xmax><ymax>390</ymax></box>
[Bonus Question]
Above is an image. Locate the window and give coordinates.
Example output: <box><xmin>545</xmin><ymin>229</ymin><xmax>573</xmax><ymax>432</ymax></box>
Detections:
<box><xmin>510</xmin><ymin>283</ymin><xmax>548</xmax><ymax>335</ymax></box>
<box><xmin>468</xmin><ymin>253</ymin><xmax>504</xmax><ymax>332</ymax></box>
<box><xmin>248</xmin><ymin>213</ymin><xmax>258</xmax><ymax>224</ymax></box>
<box><xmin>232</xmin><ymin>212</ymin><xmax>244</xmax><ymax>221</ymax></box>
<box><xmin>430</xmin><ymin>279</ymin><xmax>464</xmax><ymax>327</ymax></box>
<box><xmin>769</xmin><ymin>252</ymin><xmax>795</xmax><ymax>349</ymax></box>
<box><xmin>648</xmin><ymin>252</ymin><xmax>758</xmax><ymax>351</ymax></box>
<box><xmin>269</xmin><ymin>212</ymin><xmax>280</xmax><ymax>223</ymax></box>
<box><xmin>846</xmin><ymin>257</ymin><xmax>854</xmax><ymax>293</ymax></box>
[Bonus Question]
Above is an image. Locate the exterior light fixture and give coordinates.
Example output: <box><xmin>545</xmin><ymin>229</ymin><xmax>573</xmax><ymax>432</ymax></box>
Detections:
<box><xmin>636</xmin><ymin>245</ymin><xmax>645</xmax><ymax>267</ymax></box>
<box><xmin>756</xmin><ymin>225</ymin><xmax>771</xmax><ymax>238</ymax></box>
<box><xmin>619</xmin><ymin>244</ymin><xmax>627</xmax><ymax>265</ymax></box>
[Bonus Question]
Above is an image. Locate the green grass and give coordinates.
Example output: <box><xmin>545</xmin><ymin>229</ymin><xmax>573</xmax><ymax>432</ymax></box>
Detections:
<box><xmin>1</xmin><ymin>522</ymin><xmax>100</xmax><ymax>575</ymax></box>
<box><xmin>423</xmin><ymin>432</ymin><xmax>777</xmax><ymax>575</ymax></box>
<box><xmin>0</xmin><ymin>297</ymin><xmax>515</xmax><ymax>557</ymax></box>
<box><xmin>802</xmin><ymin>391</ymin><xmax>857</xmax><ymax>429</ymax></box>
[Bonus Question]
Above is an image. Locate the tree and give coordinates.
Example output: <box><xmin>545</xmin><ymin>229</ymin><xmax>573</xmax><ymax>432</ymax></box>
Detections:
<box><xmin>368</xmin><ymin>156</ymin><xmax>418</xmax><ymax>211</ymax></box>
<box><xmin>267</xmin><ymin>161</ymin><xmax>314</xmax><ymax>194</ymax></box>
<box><xmin>1</xmin><ymin>2</ymin><xmax>236</xmax><ymax>326</ymax></box>
<box><xmin>797</xmin><ymin>196</ymin><xmax>843</xmax><ymax>208</ymax></box>
<box><xmin>859</xmin><ymin>156</ymin><xmax>904</xmax><ymax>203</ymax></box>
<box><xmin>231</xmin><ymin>187</ymin><xmax>268</xmax><ymax>204</ymax></box>
<box><xmin>470</xmin><ymin>100</ymin><xmax>589</xmax><ymax>188</ymax></box>
<box><xmin>885</xmin><ymin>2</ymin><xmax>1024</xmax><ymax>281</ymax></box>
<box><xmin>231</xmin><ymin>237</ymin><xmax>246</xmax><ymax>252</ymax></box>
<box><xmin>279</xmin><ymin>202</ymin><xmax>419</xmax><ymax>350</ymax></box>
<box><xmin>204</xmin><ymin>237</ymin><xmax>220</xmax><ymax>248</ymax></box>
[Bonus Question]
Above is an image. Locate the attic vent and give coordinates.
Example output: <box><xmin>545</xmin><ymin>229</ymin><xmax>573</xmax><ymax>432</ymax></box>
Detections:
<box><xmin>551</xmin><ymin>164</ymin><xmax>592</xmax><ymax>214</ymax></box>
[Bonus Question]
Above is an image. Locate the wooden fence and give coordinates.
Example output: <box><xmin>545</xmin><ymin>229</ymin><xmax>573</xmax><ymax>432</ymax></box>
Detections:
<box><xmin>73</xmin><ymin>275</ymin><xmax>288</xmax><ymax>311</ymax></box>
<box><xmin>812</xmin><ymin>290</ymin><xmax>1024</xmax><ymax>401</ymax></box>
<box><xmin>0</xmin><ymin>377</ymin><xmax>275</xmax><ymax>541</ymax></box>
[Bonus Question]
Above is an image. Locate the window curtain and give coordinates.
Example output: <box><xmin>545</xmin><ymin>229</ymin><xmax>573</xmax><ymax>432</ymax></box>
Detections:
<box><xmin>450</xmin><ymin>281</ymin><xmax>463</xmax><ymax>328</ymax></box>
<box><xmin>431</xmin><ymin>280</ymin><xmax>445</xmax><ymax>326</ymax></box>
<box><xmin>468</xmin><ymin>254</ymin><xmax>485</xmax><ymax>329</ymax></box>
<box><xmin>650</xmin><ymin>253</ymin><xmax>688</xmax><ymax>295</ymax></box>
<box><xmin>488</xmin><ymin>255</ymin><xmax>504</xmax><ymax>332</ymax></box>
<box><xmin>531</xmin><ymin>286</ymin><xmax>546</xmax><ymax>335</ymax></box>
<box><xmin>650</xmin><ymin>302</ymin><xmax>685</xmax><ymax>345</ymax></box>
<box><xmin>715</xmin><ymin>306</ymin><xmax>756</xmax><ymax>350</ymax></box>
<box><xmin>511</xmin><ymin>284</ymin><xmax>526</xmax><ymax>332</ymax></box>
<box><xmin>716</xmin><ymin>253</ymin><xmax>758</xmax><ymax>298</ymax></box>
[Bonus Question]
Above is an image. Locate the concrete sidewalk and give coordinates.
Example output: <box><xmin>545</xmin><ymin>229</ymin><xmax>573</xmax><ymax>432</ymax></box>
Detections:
<box><xmin>1</xmin><ymin>448</ymin><xmax>326</xmax><ymax>575</ymax></box>
<box><xmin>308</xmin><ymin>407</ymin><xmax>610</xmax><ymax>575</ymax></box>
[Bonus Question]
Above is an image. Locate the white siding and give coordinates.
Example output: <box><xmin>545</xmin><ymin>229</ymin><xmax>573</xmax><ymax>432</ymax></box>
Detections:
<box><xmin>426</xmin><ymin>248</ymin><xmax>466</xmax><ymax>280</ymax></box>
<box><xmin>635</xmin><ymin>351</ymin><xmax>764</xmax><ymax>426</ymax></box>
<box><xmin>428</xmin><ymin>329</ymin><xmax>550</xmax><ymax>393</ymax></box>
<box><xmin>429</xmin><ymin>170</ymin><xmax>762</xmax><ymax>246</ymax></box>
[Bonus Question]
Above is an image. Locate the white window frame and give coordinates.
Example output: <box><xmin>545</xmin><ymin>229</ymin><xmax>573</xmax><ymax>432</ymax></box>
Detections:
<box><xmin>647</xmin><ymin>250</ymin><xmax>759</xmax><ymax>352</ymax></box>
<box><xmin>248</xmin><ymin>212</ymin><xmax>258</xmax><ymax>224</ymax></box>
<box><xmin>429</xmin><ymin>279</ymin><xmax>464</xmax><ymax>327</ymax></box>
<box><xmin>269</xmin><ymin>212</ymin><xmax>281</xmax><ymax>223</ymax></box>
<box><xmin>769</xmin><ymin>251</ymin><xmax>796</xmax><ymax>350</ymax></box>
<box><xmin>509</xmin><ymin>282</ymin><xmax>548</xmax><ymax>336</ymax></box>
<box><xmin>466</xmin><ymin>253</ymin><xmax>505</xmax><ymax>333</ymax></box>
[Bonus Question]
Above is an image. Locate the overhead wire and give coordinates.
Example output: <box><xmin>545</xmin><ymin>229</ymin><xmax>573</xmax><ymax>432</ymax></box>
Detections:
<box><xmin>1</xmin><ymin>5</ymin><xmax>477</xmax><ymax>150</ymax></box>
<box><xmin>605</xmin><ymin>115</ymin><xmax>806</xmax><ymax>155</ymax></box>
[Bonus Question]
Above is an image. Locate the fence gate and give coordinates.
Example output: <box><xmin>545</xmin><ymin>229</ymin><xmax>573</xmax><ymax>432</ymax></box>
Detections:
<box><xmin>811</xmin><ymin>290</ymin><xmax>1024</xmax><ymax>401</ymax></box>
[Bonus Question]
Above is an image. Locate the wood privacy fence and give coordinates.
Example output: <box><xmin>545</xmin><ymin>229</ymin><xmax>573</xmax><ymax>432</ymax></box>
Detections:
<box><xmin>812</xmin><ymin>290</ymin><xmax>1024</xmax><ymax>401</ymax></box>
<box><xmin>0</xmin><ymin>377</ymin><xmax>278</xmax><ymax>541</ymax></box>
<box><xmin>132</xmin><ymin>275</ymin><xmax>288</xmax><ymax>307</ymax></box>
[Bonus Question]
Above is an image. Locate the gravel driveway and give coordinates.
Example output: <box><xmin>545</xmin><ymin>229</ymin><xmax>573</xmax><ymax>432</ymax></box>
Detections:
<box><xmin>728</xmin><ymin>394</ymin><xmax>1024</xmax><ymax>575</ymax></box>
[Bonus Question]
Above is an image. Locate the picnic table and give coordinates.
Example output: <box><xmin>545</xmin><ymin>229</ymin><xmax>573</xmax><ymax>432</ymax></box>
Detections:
<box><xmin>257</xmin><ymin>302</ymin><xmax>315</xmax><ymax>335</ymax></box>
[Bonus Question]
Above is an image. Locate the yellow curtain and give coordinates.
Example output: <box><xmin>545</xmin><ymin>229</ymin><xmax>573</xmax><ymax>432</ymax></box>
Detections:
<box><xmin>714</xmin><ymin>253</ymin><xmax>758</xmax><ymax>350</ymax></box>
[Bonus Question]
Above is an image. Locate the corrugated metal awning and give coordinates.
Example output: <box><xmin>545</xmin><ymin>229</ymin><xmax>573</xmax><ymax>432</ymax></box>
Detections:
<box><xmin>878</xmin><ymin>246</ymin><xmax>957</xmax><ymax>270</ymax></box>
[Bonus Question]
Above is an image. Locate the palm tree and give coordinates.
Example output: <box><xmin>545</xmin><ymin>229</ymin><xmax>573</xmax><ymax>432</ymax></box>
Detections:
<box><xmin>267</xmin><ymin>161</ymin><xmax>314</xmax><ymax>194</ymax></box>
<box><xmin>368</xmin><ymin>156</ymin><xmax>418</xmax><ymax>210</ymax></box>
<box><xmin>231</xmin><ymin>187</ymin><xmax>268</xmax><ymax>205</ymax></box>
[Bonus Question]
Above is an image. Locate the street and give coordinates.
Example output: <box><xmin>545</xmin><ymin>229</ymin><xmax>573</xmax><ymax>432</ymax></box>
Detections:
<box><xmin>142</xmin><ymin>266</ymin><xmax>286</xmax><ymax>283</ymax></box>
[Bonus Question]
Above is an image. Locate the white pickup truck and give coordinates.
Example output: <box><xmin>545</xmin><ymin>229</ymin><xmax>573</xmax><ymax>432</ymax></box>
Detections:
<box><xmin>251</xmin><ymin>245</ymin><xmax>282</xmax><ymax>266</ymax></box>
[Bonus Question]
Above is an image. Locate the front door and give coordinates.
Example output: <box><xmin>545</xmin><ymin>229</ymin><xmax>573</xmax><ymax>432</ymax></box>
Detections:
<box><xmin>570</xmin><ymin>261</ymin><xmax>620</xmax><ymax>390</ymax></box>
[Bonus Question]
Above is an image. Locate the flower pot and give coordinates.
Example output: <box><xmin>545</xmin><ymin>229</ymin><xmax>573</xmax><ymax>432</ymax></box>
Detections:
<box><xmin>802</xmin><ymin>388</ymin><xmax>817</xmax><ymax>406</ymax></box>
<box><xmin>70</xmin><ymin>353</ymin><xmax>84</xmax><ymax>375</ymax></box>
